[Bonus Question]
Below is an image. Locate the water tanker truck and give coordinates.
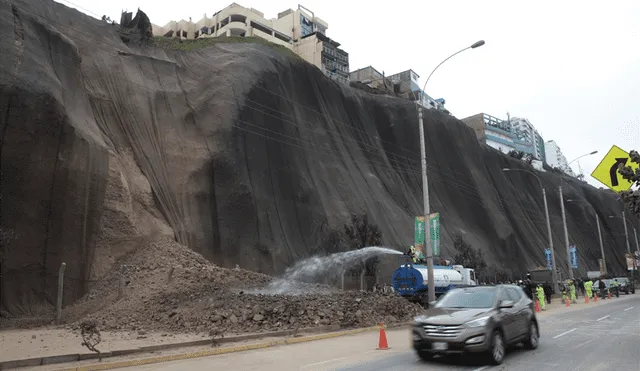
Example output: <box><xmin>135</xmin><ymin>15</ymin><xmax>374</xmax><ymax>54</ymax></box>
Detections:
<box><xmin>392</xmin><ymin>263</ymin><xmax>477</xmax><ymax>307</ymax></box>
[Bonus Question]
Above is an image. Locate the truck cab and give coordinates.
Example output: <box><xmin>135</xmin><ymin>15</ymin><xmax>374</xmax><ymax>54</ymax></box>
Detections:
<box><xmin>452</xmin><ymin>265</ymin><xmax>476</xmax><ymax>286</ymax></box>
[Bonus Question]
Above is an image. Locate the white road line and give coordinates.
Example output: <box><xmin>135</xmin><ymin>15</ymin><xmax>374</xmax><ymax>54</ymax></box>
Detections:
<box><xmin>624</xmin><ymin>307</ymin><xmax>634</xmax><ymax>312</ymax></box>
<box><xmin>301</xmin><ymin>357</ymin><xmax>347</xmax><ymax>368</ymax></box>
<box><xmin>553</xmin><ymin>328</ymin><xmax>577</xmax><ymax>339</ymax></box>
<box><xmin>596</xmin><ymin>315</ymin><xmax>610</xmax><ymax>321</ymax></box>
<box><xmin>573</xmin><ymin>339</ymin><xmax>594</xmax><ymax>349</ymax></box>
<box><xmin>473</xmin><ymin>366</ymin><xmax>489</xmax><ymax>371</ymax></box>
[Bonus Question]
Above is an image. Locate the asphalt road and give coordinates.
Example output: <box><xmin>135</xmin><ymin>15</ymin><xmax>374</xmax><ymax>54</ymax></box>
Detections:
<box><xmin>125</xmin><ymin>295</ymin><xmax>640</xmax><ymax>371</ymax></box>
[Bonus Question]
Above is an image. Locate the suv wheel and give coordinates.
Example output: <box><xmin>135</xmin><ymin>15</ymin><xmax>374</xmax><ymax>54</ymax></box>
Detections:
<box><xmin>524</xmin><ymin>321</ymin><xmax>539</xmax><ymax>350</ymax></box>
<box><xmin>487</xmin><ymin>330</ymin><xmax>505</xmax><ymax>365</ymax></box>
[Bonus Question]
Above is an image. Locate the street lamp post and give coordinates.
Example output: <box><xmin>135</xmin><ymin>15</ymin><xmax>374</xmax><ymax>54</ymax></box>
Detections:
<box><xmin>609</xmin><ymin>212</ymin><xmax>638</xmax><ymax>274</ymax></box>
<box><xmin>503</xmin><ymin>168</ymin><xmax>557</xmax><ymax>292</ymax></box>
<box><xmin>559</xmin><ymin>151</ymin><xmax>598</xmax><ymax>281</ymax></box>
<box><xmin>417</xmin><ymin>40</ymin><xmax>485</xmax><ymax>303</ymax></box>
<box><xmin>566</xmin><ymin>199</ymin><xmax>606</xmax><ymax>274</ymax></box>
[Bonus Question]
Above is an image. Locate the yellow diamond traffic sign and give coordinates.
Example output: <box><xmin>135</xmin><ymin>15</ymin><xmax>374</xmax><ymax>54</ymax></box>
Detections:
<box><xmin>590</xmin><ymin>145</ymin><xmax>639</xmax><ymax>192</ymax></box>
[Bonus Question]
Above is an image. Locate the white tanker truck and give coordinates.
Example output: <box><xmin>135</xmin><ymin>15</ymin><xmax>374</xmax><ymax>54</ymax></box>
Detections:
<box><xmin>392</xmin><ymin>263</ymin><xmax>477</xmax><ymax>307</ymax></box>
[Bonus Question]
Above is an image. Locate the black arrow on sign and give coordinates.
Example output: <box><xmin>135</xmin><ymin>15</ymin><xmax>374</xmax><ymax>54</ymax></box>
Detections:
<box><xmin>609</xmin><ymin>158</ymin><xmax>628</xmax><ymax>186</ymax></box>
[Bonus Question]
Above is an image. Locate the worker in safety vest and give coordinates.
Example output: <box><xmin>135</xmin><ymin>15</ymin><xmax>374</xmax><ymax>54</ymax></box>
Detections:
<box><xmin>584</xmin><ymin>279</ymin><xmax>593</xmax><ymax>299</ymax></box>
<box><xmin>568</xmin><ymin>279</ymin><xmax>577</xmax><ymax>303</ymax></box>
<box><xmin>612</xmin><ymin>279</ymin><xmax>619</xmax><ymax>297</ymax></box>
<box><xmin>407</xmin><ymin>245</ymin><xmax>418</xmax><ymax>263</ymax></box>
<box><xmin>536</xmin><ymin>284</ymin><xmax>546</xmax><ymax>310</ymax></box>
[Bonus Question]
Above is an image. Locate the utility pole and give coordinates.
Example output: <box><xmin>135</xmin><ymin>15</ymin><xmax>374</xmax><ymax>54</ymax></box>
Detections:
<box><xmin>596</xmin><ymin>214</ymin><xmax>606</xmax><ymax>274</ymax></box>
<box><xmin>559</xmin><ymin>185</ymin><xmax>574</xmax><ymax>280</ymax></box>
<box><xmin>417</xmin><ymin>39</ymin><xmax>485</xmax><ymax>304</ymax></box>
<box><xmin>542</xmin><ymin>188</ymin><xmax>558</xmax><ymax>293</ymax></box>
<box><xmin>623</xmin><ymin>211</ymin><xmax>631</xmax><ymax>255</ymax></box>
<box><xmin>417</xmin><ymin>106</ymin><xmax>435</xmax><ymax>303</ymax></box>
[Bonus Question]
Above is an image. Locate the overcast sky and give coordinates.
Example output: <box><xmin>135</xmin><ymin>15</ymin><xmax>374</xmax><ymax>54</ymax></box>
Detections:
<box><xmin>56</xmin><ymin>0</ymin><xmax>640</xmax><ymax>188</ymax></box>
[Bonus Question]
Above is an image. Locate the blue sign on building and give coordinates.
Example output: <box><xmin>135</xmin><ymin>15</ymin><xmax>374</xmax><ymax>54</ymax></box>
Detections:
<box><xmin>569</xmin><ymin>245</ymin><xmax>578</xmax><ymax>269</ymax></box>
<box><xmin>544</xmin><ymin>248</ymin><xmax>553</xmax><ymax>271</ymax></box>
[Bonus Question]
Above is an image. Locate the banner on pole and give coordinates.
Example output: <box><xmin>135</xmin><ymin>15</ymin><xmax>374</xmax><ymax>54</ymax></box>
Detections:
<box><xmin>429</xmin><ymin>213</ymin><xmax>440</xmax><ymax>257</ymax></box>
<box><xmin>415</xmin><ymin>213</ymin><xmax>441</xmax><ymax>258</ymax></box>
<box><xmin>414</xmin><ymin>216</ymin><xmax>425</xmax><ymax>259</ymax></box>
<box><xmin>544</xmin><ymin>249</ymin><xmax>552</xmax><ymax>271</ymax></box>
<box><xmin>569</xmin><ymin>245</ymin><xmax>578</xmax><ymax>269</ymax></box>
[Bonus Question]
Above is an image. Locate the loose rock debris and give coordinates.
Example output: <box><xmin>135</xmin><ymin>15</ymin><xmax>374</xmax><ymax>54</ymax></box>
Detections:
<box><xmin>63</xmin><ymin>238</ymin><xmax>424</xmax><ymax>336</ymax></box>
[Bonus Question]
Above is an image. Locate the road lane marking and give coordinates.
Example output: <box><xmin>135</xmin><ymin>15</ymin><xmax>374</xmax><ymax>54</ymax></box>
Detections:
<box><xmin>573</xmin><ymin>339</ymin><xmax>594</xmax><ymax>349</ymax></box>
<box><xmin>596</xmin><ymin>315</ymin><xmax>610</xmax><ymax>321</ymax></box>
<box><xmin>553</xmin><ymin>328</ymin><xmax>577</xmax><ymax>339</ymax></box>
<box><xmin>472</xmin><ymin>366</ymin><xmax>489</xmax><ymax>371</ymax></box>
<box><xmin>301</xmin><ymin>357</ymin><xmax>347</xmax><ymax>368</ymax></box>
<box><xmin>624</xmin><ymin>307</ymin><xmax>634</xmax><ymax>311</ymax></box>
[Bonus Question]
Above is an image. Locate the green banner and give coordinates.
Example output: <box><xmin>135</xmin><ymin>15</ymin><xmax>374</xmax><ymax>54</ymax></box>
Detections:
<box><xmin>414</xmin><ymin>216</ymin><xmax>425</xmax><ymax>258</ymax></box>
<box><xmin>414</xmin><ymin>213</ymin><xmax>440</xmax><ymax>257</ymax></box>
<box><xmin>429</xmin><ymin>212</ymin><xmax>440</xmax><ymax>256</ymax></box>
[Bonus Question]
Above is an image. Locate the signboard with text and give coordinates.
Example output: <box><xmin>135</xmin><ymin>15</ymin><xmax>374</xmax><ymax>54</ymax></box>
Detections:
<box><xmin>569</xmin><ymin>245</ymin><xmax>578</xmax><ymax>269</ymax></box>
<box><xmin>544</xmin><ymin>249</ymin><xmax>553</xmax><ymax>271</ymax></box>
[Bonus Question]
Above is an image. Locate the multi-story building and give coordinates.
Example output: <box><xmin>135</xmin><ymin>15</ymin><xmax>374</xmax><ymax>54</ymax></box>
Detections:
<box><xmin>384</xmin><ymin>70</ymin><xmax>448</xmax><ymax>113</ymax></box>
<box><xmin>544</xmin><ymin>140</ymin><xmax>575</xmax><ymax>176</ymax></box>
<box><xmin>152</xmin><ymin>3</ymin><xmax>350</xmax><ymax>83</ymax></box>
<box><xmin>349</xmin><ymin>66</ymin><xmax>393</xmax><ymax>91</ymax></box>
<box><xmin>510</xmin><ymin>117</ymin><xmax>546</xmax><ymax>163</ymax></box>
<box><xmin>461</xmin><ymin>113</ymin><xmax>534</xmax><ymax>156</ymax></box>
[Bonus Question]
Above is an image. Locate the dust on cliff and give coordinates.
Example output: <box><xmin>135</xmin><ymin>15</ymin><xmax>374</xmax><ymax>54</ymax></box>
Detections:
<box><xmin>0</xmin><ymin>0</ymin><xmax>635</xmax><ymax>318</ymax></box>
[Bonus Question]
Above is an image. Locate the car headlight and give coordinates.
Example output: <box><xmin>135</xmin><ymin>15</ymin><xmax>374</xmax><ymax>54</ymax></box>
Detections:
<box><xmin>465</xmin><ymin>316</ymin><xmax>491</xmax><ymax>328</ymax></box>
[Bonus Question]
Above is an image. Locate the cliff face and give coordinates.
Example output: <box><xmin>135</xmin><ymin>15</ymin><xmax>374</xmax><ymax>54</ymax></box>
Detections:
<box><xmin>0</xmin><ymin>0</ymin><xmax>635</xmax><ymax>316</ymax></box>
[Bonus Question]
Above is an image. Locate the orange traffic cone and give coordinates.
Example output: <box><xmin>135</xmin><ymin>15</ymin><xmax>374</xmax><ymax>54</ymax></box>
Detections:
<box><xmin>565</xmin><ymin>298</ymin><xmax>571</xmax><ymax>307</ymax></box>
<box><xmin>594</xmin><ymin>293</ymin><xmax>599</xmax><ymax>302</ymax></box>
<box><xmin>585</xmin><ymin>295</ymin><xmax>590</xmax><ymax>304</ymax></box>
<box><xmin>607</xmin><ymin>290</ymin><xmax>612</xmax><ymax>299</ymax></box>
<box><xmin>535</xmin><ymin>300</ymin><xmax>541</xmax><ymax>312</ymax></box>
<box><xmin>376</xmin><ymin>323</ymin><xmax>390</xmax><ymax>350</ymax></box>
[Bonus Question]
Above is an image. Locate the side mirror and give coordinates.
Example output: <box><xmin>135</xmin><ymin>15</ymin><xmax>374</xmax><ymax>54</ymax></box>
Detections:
<box><xmin>499</xmin><ymin>300</ymin><xmax>514</xmax><ymax>309</ymax></box>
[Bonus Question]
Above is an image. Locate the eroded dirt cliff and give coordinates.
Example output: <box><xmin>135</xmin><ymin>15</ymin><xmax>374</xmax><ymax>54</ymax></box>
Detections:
<box><xmin>0</xmin><ymin>0</ymin><xmax>635</xmax><ymax>316</ymax></box>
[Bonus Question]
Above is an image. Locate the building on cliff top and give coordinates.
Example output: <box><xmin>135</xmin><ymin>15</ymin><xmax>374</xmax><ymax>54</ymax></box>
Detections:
<box><xmin>510</xmin><ymin>117</ymin><xmax>545</xmax><ymax>164</ymax></box>
<box><xmin>545</xmin><ymin>140</ymin><xmax>575</xmax><ymax>176</ymax></box>
<box><xmin>349</xmin><ymin>67</ymin><xmax>449</xmax><ymax>113</ymax></box>
<box><xmin>461</xmin><ymin>113</ymin><xmax>536</xmax><ymax>158</ymax></box>
<box><xmin>152</xmin><ymin>3</ymin><xmax>350</xmax><ymax>84</ymax></box>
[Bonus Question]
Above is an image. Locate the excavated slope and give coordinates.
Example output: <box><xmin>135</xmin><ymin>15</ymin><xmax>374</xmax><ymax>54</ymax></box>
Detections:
<box><xmin>0</xmin><ymin>0</ymin><xmax>635</xmax><ymax>316</ymax></box>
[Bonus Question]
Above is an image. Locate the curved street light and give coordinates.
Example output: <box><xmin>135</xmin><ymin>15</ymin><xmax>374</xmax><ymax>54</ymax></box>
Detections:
<box><xmin>416</xmin><ymin>40</ymin><xmax>485</xmax><ymax>303</ymax></box>
<box><xmin>503</xmin><ymin>168</ymin><xmax>557</xmax><ymax>292</ymax></box>
<box><xmin>559</xmin><ymin>150</ymin><xmax>599</xmax><ymax>281</ymax></box>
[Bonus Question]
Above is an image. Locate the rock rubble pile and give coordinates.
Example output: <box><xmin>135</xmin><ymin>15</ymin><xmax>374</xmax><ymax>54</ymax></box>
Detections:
<box><xmin>64</xmin><ymin>238</ymin><xmax>424</xmax><ymax>336</ymax></box>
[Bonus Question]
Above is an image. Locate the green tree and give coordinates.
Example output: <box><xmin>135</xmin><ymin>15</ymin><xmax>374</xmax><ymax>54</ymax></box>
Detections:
<box><xmin>452</xmin><ymin>235</ymin><xmax>487</xmax><ymax>275</ymax></box>
<box><xmin>618</xmin><ymin>150</ymin><xmax>639</xmax><ymax>216</ymax></box>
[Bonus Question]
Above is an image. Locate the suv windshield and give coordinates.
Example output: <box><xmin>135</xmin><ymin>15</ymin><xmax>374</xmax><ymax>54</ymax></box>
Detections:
<box><xmin>616</xmin><ymin>278</ymin><xmax>629</xmax><ymax>284</ymax></box>
<box><xmin>436</xmin><ymin>288</ymin><xmax>496</xmax><ymax>309</ymax></box>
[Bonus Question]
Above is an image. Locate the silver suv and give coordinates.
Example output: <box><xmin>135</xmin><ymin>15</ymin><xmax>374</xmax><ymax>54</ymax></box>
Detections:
<box><xmin>412</xmin><ymin>285</ymin><xmax>539</xmax><ymax>365</ymax></box>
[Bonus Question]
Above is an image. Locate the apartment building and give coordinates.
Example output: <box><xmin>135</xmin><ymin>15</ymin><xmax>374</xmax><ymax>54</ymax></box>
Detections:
<box><xmin>545</xmin><ymin>140</ymin><xmax>575</xmax><ymax>176</ymax></box>
<box><xmin>386</xmin><ymin>70</ymin><xmax>448</xmax><ymax>112</ymax></box>
<box><xmin>349</xmin><ymin>66</ymin><xmax>394</xmax><ymax>91</ymax></box>
<box><xmin>152</xmin><ymin>3</ymin><xmax>350</xmax><ymax>83</ymax></box>
<box><xmin>510</xmin><ymin>117</ymin><xmax>545</xmax><ymax>163</ymax></box>
<box><xmin>461</xmin><ymin>113</ymin><xmax>534</xmax><ymax>155</ymax></box>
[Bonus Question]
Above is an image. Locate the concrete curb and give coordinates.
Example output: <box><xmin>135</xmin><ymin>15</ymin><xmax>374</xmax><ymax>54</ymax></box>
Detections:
<box><xmin>0</xmin><ymin>323</ymin><xmax>408</xmax><ymax>370</ymax></box>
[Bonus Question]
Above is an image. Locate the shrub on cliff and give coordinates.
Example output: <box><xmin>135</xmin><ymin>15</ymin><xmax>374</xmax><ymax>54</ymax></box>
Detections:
<box><xmin>618</xmin><ymin>149</ymin><xmax>640</xmax><ymax>216</ymax></box>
